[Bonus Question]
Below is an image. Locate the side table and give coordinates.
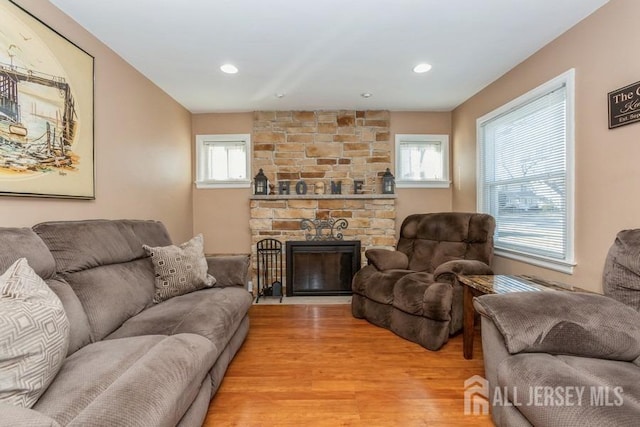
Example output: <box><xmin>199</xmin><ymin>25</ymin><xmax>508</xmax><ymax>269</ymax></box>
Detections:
<box><xmin>458</xmin><ymin>274</ymin><xmax>586</xmax><ymax>360</ymax></box>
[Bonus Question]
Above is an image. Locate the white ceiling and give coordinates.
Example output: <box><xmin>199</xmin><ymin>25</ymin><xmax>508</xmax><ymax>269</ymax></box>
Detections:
<box><xmin>50</xmin><ymin>0</ymin><xmax>608</xmax><ymax>113</ymax></box>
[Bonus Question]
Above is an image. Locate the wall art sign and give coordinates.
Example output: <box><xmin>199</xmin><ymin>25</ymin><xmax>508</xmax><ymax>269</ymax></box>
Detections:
<box><xmin>0</xmin><ymin>0</ymin><xmax>94</xmax><ymax>199</ymax></box>
<box><xmin>608</xmin><ymin>80</ymin><xmax>640</xmax><ymax>129</ymax></box>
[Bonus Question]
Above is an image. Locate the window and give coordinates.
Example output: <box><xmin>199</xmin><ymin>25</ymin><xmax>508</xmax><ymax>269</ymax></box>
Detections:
<box><xmin>195</xmin><ymin>134</ymin><xmax>251</xmax><ymax>189</ymax></box>
<box><xmin>395</xmin><ymin>134</ymin><xmax>450</xmax><ymax>188</ymax></box>
<box><xmin>477</xmin><ymin>69</ymin><xmax>575</xmax><ymax>273</ymax></box>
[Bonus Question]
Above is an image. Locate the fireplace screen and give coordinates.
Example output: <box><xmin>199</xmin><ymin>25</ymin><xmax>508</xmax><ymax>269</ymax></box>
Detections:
<box><xmin>285</xmin><ymin>240</ymin><xmax>361</xmax><ymax>296</ymax></box>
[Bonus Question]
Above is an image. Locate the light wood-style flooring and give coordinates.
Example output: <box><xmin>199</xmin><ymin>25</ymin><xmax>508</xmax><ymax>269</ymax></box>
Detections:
<box><xmin>204</xmin><ymin>304</ymin><xmax>493</xmax><ymax>426</ymax></box>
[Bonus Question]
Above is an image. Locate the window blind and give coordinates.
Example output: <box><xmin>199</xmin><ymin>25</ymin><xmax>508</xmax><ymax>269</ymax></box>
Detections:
<box><xmin>479</xmin><ymin>84</ymin><xmax>568</xmax><ymax>261</ymax></box>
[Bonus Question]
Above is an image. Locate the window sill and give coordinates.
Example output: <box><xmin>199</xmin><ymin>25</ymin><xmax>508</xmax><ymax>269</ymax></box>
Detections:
<box><xmin>396</xmin><ymin>180</ymin><xmax>451</xmax><ymax>189</ymax></box>
<box><xmin>195</xmin><ymin>181</ymin><xmax>250</xmax><ymax>189</ymax></box>
<box><xmin>495</xmin><ymin>248</ymin><xmax>575</xmax><ymax>275</ymax></box>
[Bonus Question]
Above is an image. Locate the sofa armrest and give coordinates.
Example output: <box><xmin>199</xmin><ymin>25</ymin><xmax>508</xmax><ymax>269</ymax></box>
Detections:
<box><xmin>433</xmin><ymin>259</ymin><xmax>493</xmax><ymax>284</ymax></box>
<box><xmin>0</xmin><ymin>402</ymin><xmax>61</xmax><ymax>427</ymax></box>
<box><xmin>474</xmin><ymin>292</ymin><xmax>640</xmax><ymax>361</ymax></box>
<box><xmin>205</xmin><ymin>254</ymin><xmax>250</xmax><ymax>288</ymax></box>
<box><xmin>364</xmin><ymin>249</ymin><xmax>409</xmax><ymax>271</ymax></box>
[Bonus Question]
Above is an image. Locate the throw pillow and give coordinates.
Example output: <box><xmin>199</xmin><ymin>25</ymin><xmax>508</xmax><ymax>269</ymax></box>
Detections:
<box><xmin>143</xmin><ymin>234</ymin><xmax>216</xmax><ymax>303</ymax></box>
<box><xmin>0</xmin><ymin>258</ymin><xmax>70</xmax><ymax>408</ymax></box>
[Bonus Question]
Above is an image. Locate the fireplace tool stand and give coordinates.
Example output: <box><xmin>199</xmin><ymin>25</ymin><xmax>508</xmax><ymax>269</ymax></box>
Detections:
<box><xmin>256</xmin><ymin>238</ymin><xmax>283</xmax><ymax>303</ymax></box>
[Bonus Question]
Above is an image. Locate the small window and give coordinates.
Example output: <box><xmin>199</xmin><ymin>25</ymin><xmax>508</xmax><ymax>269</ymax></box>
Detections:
<box><xmin>195</xmin><ymin>134</ymin><xmax>251</xmax><ymax>189</ymax></box>
<box><xmin>395</xmin><ymin>134</ymin><xmax>450</xmax><ymax>188</ymax></box>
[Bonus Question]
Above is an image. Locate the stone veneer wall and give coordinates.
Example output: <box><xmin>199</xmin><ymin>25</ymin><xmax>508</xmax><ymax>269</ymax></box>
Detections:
<box><xmin>252</xmin><ymin>110</ymin><xmax>391</xmax><ymax>193</ymax></box>
<box><xmin>249</xmin><ymin>110</ymin><xmax>397</xmax><ymax>293</ymax></box>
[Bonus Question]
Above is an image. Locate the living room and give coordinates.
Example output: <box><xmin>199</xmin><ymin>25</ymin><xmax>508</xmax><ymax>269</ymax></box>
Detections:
<box><xmin>1</xmin><ymin>0</ymin><xmax>639</xmax><ymax>426</ymax></box>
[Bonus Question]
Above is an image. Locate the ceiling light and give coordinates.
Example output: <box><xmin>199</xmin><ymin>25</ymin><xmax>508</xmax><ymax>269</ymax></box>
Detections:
<box><xmin>275</xmin><ymin>93</ymin><xmax>285</xmax><ymax>98</ymax></box>
<box><xmin>361</xmin><ymin>92</ymin><xmax>372</xmax><ymax>98</ymax></box>
<box><xmin>220</xmin><ymin>64</ymin><xmax>238</xmax><ymax>74</ymax></box>
<box><xmin>413</xmin><ymin>63</ymin><xmax>432</xmax><ymax>73</ymax></box>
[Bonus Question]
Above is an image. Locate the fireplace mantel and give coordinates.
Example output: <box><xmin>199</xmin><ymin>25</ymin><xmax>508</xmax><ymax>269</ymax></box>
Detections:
<box><xmin>250</xmin><ymin>194</ymin><xmax>396</xmax><ymax>201</ymax></box>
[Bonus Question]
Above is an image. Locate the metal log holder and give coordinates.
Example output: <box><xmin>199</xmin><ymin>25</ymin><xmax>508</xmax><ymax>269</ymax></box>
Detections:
<box><xmin>256</xmin><ymin>238</ymin><xmax>283</xmax><ymax>303</ymax></box>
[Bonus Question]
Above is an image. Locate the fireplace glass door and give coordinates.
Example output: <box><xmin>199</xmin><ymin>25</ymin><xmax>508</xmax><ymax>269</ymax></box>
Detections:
<box><xmin>285</xmin><ymin>241</ymin><xmax>361</xmax><ymax>296</ymax></box>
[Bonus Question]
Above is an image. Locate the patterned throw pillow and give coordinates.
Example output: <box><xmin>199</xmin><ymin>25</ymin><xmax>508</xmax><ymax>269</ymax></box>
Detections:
<box><xmin>143</xmin><ymin>234</ymin><xmax>216</xmax><ymax>303</ymax></box>
<box><xmin>0</xmin><ymin>258</ymin><xmax>70</xmax><ymax>408</ymax></box>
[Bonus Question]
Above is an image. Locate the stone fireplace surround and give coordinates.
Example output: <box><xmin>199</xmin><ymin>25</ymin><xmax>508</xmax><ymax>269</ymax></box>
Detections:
<box><xmin>249</xmin><ymin>110</ymin><xmax>397</xmax><ymax>292</ymax></box>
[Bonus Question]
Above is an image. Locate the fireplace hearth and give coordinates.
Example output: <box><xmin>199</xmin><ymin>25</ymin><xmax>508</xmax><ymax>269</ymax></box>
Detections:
<box><xmin>285</xmin><ymin>240</ymin><xmax>361</xmax><ymax>296</ymax></box>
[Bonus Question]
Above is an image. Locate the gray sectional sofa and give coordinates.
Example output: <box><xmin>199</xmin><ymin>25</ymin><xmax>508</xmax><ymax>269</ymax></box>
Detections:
<box><xmin>0</xmin><ymin>219</ymin><xmax>253</xmax><ymax>427</ymax></box>
<box><xmin>474</xmin><ymin>229</ymin><xmax>640</xmax><ymax>426</ymax></box>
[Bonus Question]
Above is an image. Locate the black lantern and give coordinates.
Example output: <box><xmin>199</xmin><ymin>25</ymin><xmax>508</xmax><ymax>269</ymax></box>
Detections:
<box><xmin>382</xmin><ymin>168</ymin><xmax>395</xmax><ymax>194</ymax></box>
<box><xmin>254</xmin><ymin>169</ymin><xmax>268</xmax><ymax>195</ymax></box>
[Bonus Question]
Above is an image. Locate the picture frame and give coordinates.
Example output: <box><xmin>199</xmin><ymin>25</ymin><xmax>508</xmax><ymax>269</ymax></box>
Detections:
<box><xmin>0</xmin><ymin>0</ymin><xmax>95</xmax><ymax>199</ymax></box>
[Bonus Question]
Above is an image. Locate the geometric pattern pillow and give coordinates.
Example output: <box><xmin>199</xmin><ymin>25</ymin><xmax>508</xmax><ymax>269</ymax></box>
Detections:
<box><xmin>0</xmin><ymin>258</ymin><xmax>70</xmax><ymax>408</ymax></box>
<box><xmin>143</xmin><ymin>234</ymin><xmax>216</xmax><ymax>303</ymax></box>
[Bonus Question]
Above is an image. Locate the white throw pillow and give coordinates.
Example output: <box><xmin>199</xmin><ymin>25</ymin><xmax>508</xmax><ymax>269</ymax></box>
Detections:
<box><xmin>143</xmin><ymin>234</ymin><xmax>216</xmax><ymax>303</ymax></box>
<box><xmin>0</xmin><ymin>258</ymin><xmax>70</xmax><ymax>408</ymax></box>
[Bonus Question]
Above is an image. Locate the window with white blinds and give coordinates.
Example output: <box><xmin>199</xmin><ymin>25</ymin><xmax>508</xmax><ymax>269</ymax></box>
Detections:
<box><xmin>195</xmin><ymin>134</ymin><xmax>251</xmax><ymax>188</ymax></box>
<box><xmin>477</xmin><ymin>70</ymin><xmax>575</xmax><ymax>273</ymax></box>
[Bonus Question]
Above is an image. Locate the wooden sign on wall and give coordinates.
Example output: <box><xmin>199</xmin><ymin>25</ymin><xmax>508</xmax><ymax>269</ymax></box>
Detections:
<box><xmin>608</xmin><ymin>80</ymin><xmax>640</xmax><ymax>129</ymax></box>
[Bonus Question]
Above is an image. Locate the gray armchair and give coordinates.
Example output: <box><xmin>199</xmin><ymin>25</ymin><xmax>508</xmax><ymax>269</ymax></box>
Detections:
<box><xmin>351</xmin><ymin>212</ymin><xmax>495</xmax><ymax>350</ymax></box>
<box><xmin>475</xmin><ymin>229</ymin><xmax>640</xmax><ymax>427</ymax></box>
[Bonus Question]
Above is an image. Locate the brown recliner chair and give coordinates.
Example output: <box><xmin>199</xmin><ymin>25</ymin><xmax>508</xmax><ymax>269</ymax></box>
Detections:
<box><xmin>351</xmin><ymin>212</ymin><xmax>495</xmax><ymax>350</ymax></box>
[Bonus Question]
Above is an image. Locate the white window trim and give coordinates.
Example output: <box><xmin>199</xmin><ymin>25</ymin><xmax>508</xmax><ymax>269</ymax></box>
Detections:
<box><xmin>394</xmin><ymin>134</ymin><xmax>451</xmax><ymax>188</ymax></box>
<box><xmin>195</xmin><ymin>134</ymin><xmax>251</xmax><ymax>189</ymax></box>
<box><xmin>476</xmin><ymin>69</ymin><xmax>576</xmax><ymax>274</ymax></box>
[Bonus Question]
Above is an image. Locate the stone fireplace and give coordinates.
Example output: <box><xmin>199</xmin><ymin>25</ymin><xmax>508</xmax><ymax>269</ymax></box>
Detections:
<box><xmin>249</xmin><ymin>110</ymin><xmax>397</xmax><ymax>293</ymax></box>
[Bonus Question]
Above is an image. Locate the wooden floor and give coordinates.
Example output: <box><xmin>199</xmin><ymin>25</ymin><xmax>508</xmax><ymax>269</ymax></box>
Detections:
<box><xmin>204</xmin><ymin>304</ymin><xmax>493</xmax><ymax>426</ymax></box>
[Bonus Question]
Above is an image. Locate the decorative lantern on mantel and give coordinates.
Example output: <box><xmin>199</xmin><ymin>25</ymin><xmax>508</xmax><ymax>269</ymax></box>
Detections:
<box><xmin>382</xmin><ymin>168</ymin><xmax>395</xmax><ymax>194</ymax></box>
<box><xmin>254</xmin><ymin>169</ymin><xmax>268</xmax><ymax>195</ymax></box>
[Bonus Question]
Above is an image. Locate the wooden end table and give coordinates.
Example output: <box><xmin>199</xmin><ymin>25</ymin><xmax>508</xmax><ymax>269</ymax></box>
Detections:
<box><xmin>458</xmin><ymin>274</ymin><xmax>586</xmax><ymax>360</ymax></box>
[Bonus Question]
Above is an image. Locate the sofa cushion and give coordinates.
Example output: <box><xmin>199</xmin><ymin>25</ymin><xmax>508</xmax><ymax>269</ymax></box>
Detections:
<box><xmin>144</xmin><ymin>234</ymin><xmax>215</xmax><ymax>303</ymax></box>
<box><xmin>0</xmin><ymin>228</ymin><xmax>56</xmax><ymax>280</ymax></box>
<box><xmin>106</xmin><ymin>287</ymin><xmax>253</xmax><ymax>350</ymax></box>
<box><xmin>475</xmin><ymin>292</ymin><xmax>640</xmax><ymax>361</ymax></box>
<box><xmin>33</xmin><ymin>334</ymin><xmax>217</xmax><ymax>427</ymax></box>
<box><xmin>0</xmin><ymin>258</ymin><xmax>69</xmax><ymax>408</ymax></box>
<box><xmin>34</xmin><ymin>220</ymin><xmax>173</xmax><ymax>341</ymax></box>
<box><xmin>498</xmin><ymin>353</ymin><xmax>640</xmax><ymax>426</ymax></box>
<box><xmin>45</xmin><ymin>279</ymin><xmax>91</xmax><ymax>356</ymax></box>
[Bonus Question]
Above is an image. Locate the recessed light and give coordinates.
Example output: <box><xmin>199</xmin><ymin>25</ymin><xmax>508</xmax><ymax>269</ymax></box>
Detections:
<box><xmin>275</xmin><ymin>93</ymin><xmax>285</xmax><ymax>98</ymax></box>
<box><xmin>413</xmin><ymin>63</ymin><xmax>432</xmax><ymax>73</ymax></box>
<box><xmin>361</xmin><ymin>92</ymin><xmax>372</xmax><ymax>98</ymax></box>
<box><xmin>220</xmin><ymin>64</ymin><xmax>238</xmax><ymax>74</ymax></box>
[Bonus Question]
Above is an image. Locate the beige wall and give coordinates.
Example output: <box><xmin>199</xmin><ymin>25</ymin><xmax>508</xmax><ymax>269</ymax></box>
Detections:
<box><xmin>3</xmin><ymin>1</ymin><xmax>194</xmax><ymax>242</ymax></box>
<box><xmin>452</xmin><ymin>0</ymin><xmax>639</xmax><ymax>291</ymax></box>
<box><xmin>193</xmin><ymin>111</ymin><xmax>452</xmax><ymax>254</ymax></box>
<box><xmin>192</xmin><ymin>113</ymin><xmax>253</xmax><ymax>254</ymax></box>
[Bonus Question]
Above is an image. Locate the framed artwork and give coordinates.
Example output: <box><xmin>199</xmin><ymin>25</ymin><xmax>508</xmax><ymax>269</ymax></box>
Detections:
<box><xmin>0</xmin><ymin>0</ymin><xmax>94</xmax><ymax>199</ymax></box>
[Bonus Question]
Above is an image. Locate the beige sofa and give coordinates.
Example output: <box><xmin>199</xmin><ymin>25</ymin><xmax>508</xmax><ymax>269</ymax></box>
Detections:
<box><xmin>0</xmin><ymin>219</ymin><xmax>253</xmax><ymax>427</ymax></box>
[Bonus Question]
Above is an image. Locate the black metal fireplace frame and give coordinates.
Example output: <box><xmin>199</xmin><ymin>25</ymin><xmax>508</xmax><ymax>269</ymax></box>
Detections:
<box><xmin>285</xmin><ymin>240</ymin><xmax>361</xmax><ymax>297</ymax></box>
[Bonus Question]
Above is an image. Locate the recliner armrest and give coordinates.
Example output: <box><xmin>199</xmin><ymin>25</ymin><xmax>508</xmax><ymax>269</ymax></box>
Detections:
<box><xmin>205</xmin><ymin>254</ymin><xmax>250</xmax><ymax>288</ymax></box>
<box><xmin>0</xmin><ymin>402</ymin><xmax>61</xmax><ymax>427</ymax></box>
<box><xmin>433</xmin><ymin>259</ymin><xmax>493</xmax><ymax>284</ymax></box>
<box><xmin>474</xmin><ymin>292</ymin><xmax>640</xmax><ymax>361</ymax></box>
<box><xmin>365</xmin><ymin>249</ymin><xmax>409</xmax><ymax>271</ymax></box>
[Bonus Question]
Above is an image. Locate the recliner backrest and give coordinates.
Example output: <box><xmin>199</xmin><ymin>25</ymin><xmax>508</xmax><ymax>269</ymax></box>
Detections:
<box><xmin>603</xmin><ymin>229</ymin><xmax>640</xmax><ymax>311</ymax></box>
<box><xmin>396</xmin><ymin>212</ymin><xmax>495</xmax><ymax>272</ymax></box>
